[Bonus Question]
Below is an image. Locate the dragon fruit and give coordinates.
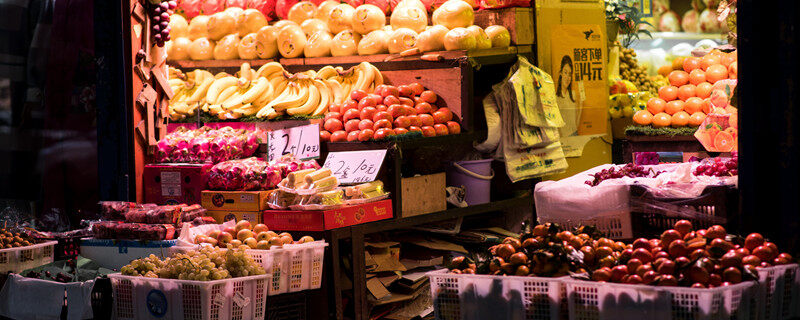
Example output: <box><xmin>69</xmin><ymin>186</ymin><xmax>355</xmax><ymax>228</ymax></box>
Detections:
<box><xmin>177</xmin><ymin>0</ymin><xmax>204</xmax><ymax>18</ymax></box>
<box><xmin>207</xmin><ymin>156</ymin><xmax>320</xmax><ymax>190</ymax></box>
<box><xmin>201</xmin><ymin>0</ymin><xmax>226</xmax><ymax>15</ymax></box>
<box><xmin>247</xmin><ymin>0</ymin><xmax>277</xmax><ymax>20</ymax></box>
<box><xmin>155</xmin><ymin>126</ymin><xmax>261</xmax><ymax>164</ymax></box>
<box><xmin>226</xmin><ymin>0</ymin><xmax>247</xmax><ymax>8</ymax></box>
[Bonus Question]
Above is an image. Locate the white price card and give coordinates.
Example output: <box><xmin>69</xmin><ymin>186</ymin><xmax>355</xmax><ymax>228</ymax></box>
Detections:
<box><xmin>322</xmin><ymin>150</ymin><xmax>387</xmax><ymax>184</ymax></box>
<box><xmin>267</xmin><ymin>124</ymin><xmax>321</xmax><ymax>161</ymax></box>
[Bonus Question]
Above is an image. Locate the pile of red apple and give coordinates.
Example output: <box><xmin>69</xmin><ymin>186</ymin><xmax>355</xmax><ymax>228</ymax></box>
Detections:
<box><xmin>590</xmin><ymin>220</ymin><xmax>794</xmax><ymax>288</ymax></box>
<box><xmin>320</xmin><ymin>83</ymin><xmax>461</xmax><ymax>142</ymax></box>
<box><xmin>192</xmin><ymin>220</ymin><xmax>314</xmax><ymax>250</ymax></box>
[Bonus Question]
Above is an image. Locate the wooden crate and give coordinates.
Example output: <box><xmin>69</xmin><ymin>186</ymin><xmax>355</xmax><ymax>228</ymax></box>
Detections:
<box><xmin>400</xmin><ymin>172</ymin><xmax>446</xmax><ymax>218</ymax></box>
<box><xmin>473</xmin><ymin>7</ymin><xmax>535</xmax><ymax>45</ymax></box>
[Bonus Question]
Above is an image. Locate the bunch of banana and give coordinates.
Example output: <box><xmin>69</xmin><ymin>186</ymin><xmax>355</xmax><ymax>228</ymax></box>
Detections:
<box><xmin>167</xmin><ymin>66</ymin><xmax>215</xmax><ymax>121</ymax></box>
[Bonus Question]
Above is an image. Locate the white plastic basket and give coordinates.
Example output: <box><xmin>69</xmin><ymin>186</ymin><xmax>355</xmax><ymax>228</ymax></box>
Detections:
<box><xmin>427</xmin><ymin>269</ymin><xmax>566</xmax><ymax>320</ymax></box>
<box><xmin>564</xmin><ymin>278</ymin><xmax>757</xmax><ymax>320</ymax></box>
<box><xmin>757</xmin><ymin>264</ymin><xmax>800</xmax><ymax>320</ymax></box>
<box><xmin>108</xmin><ymin>273</ymin><xmax>269</xmax><ymax>320</ymax></box>
<box><xmin>171</xmin><ymin>240</ymin><xmax>327</xmax><ymax>296</ymax></box>
<box><xmin>0</xmin><ymin>241</ymin><xmax>57</xmax><ymax>273</ymax></box>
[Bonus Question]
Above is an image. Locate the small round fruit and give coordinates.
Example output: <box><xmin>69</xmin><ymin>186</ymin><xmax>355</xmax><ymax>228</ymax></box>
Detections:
<box><xmin>360</xmin><ymin>106</ymin><xmax>378</xmax><ymax>121</ymax></box>
<box><xmin>347</xmin><ymin>130</ymin><xmax>360</xmax><ymax>141</ymax></box>
<box><xmin>344</xmin><ymin>119</ymin><xmax>361</xmax><ymax>132</ymax></box>
<box><xmin>373</xmin><ymin>119</ymin><xmax>392</xmax><ymax>130</ymax></box>
<box><xmin>668</xmin><ymin>70</ymin><xmax>690</xmax><ymax>86</ymax></box>
<box><xmin>393</xmin><ymin>115</ymin><xmax>411</xmax><ymax>128</ymax></box>
<box><xmin>652</xmin><ymin>112</ymin><xmax>672</xmax><ymax>128</ymax></box>
<box><xmin>632</xmin><ymin>248</ymin><xmax>654</xmax><ymax>264</ymax></box>
<box><xmin>665</xmin><ymin>100</ymin><xmax>685</xmax><ymax>115</ymax></box>
<box><xmin>433</xmin><ymin>123</ymin><xmax>449</xmax><ymax>136</ymax></box>
<box><xmin>696</xmin><ymin>82</ymin><xmax>713</xmax><ymax>99</ymax></box>
<box><xmin>324</xmin><ymin>118</ymin><xmax>344</xmax><ymax>132</ymax></box>
<box><xmin>446</xmin><ymin>121</ymin><xmax>461</xmax><ymax>134</ymax></box>
<box><xmin>647</xmin><ymin>97</ymin><xmax>667</xmax><ymax>114</ymax></box>
<box><xmin>683</xmin><ymin>57</ymin><xmax>702</xmax><ymax>72</ymax></box>
<box><xmin>358</xmin><ymin>129</ymin><xmax>374</xmax><ymax>141</ymax></box>
<box><xmin>330</xmin><ymin>130</ymin><xmax>347</xmax><ymax>142</ymax></box>
<box><xmin>689</xmin><ymin>112</ymin><xmax>707</xmax><ymax>126</ymax></box>
<box><xmin>420</xmin><ymin>90</ymin><xmax>437</xmax><ymax>103</ymax></box>
<box><xmin>671</xmin><ymin>111</ymin><xmax>690</xmax><ymax>127</ymax></box>
<box><xmin>415</xmin><ymin>102</ymin><xmax>433</xmax><ymax>114</ymax></box>
<box><xmin>592</xmin><ymin>267</ymin><xmax>612</xmax><ymax>282</ymax></box>
<box><xmin>677</xmin><ymin>85</ymin><xmax>696</xmax><ymax>101</ymax></box>
<box><xmin>705</xmin><ymin>225</ymin><xmax>727</xmax><ymax>239</ymax></box>
<box><xmin>432</xmin><ymin>108</ymin><xmax>453</xmax><ymax>124</ymax></box>
<box><xmin>706</xmin><ymin>64</ymin><xmax>729</xmax><ymax>83</ymax></box>
<box><xmin>495</xmin><ymin>244</ymin><xmax>515</xmax><ymax>260</ymax></box>
<box><xmin>633</xmin><ymin>110</ymin><xmax>653</xmax><ymax>125</ymax></box>
<box><xmin>659</xmin><ymin>86</ymin><xmax>679</xmax><ymax>101</ymax></box>
<box><xmin>744</xmin><ymin>233</ymin><xmax>765</xmax><ymax>251</ymax></box>
<box><xmin>320</xmin><ymin>130</ymin><xmax>331</xmax><ymax>142</ymax></box>
<box><xmin>419</xmin><ymin>114</ymin><xmax>435</xmax><ymax>126</ymax></box>
<box><xmin>701</xmin><ymin>55</ymin><xmax>722</xmax><ymax>71</ymax></box>
<box><xmin>420</xmin><ymin>126</ymin><xmax>436</xmax><ymax>137</ymax></box>
<box><xmin>689</xmin><ymin>69</ymin><xmax>706</xmax><ymax>85</ymax></box>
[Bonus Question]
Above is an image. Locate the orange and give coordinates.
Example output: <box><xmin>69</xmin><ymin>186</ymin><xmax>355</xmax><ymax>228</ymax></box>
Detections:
<box><xmin>672</xmin><ymin>57</ymin><xmax>686</xmax><ymax>71</ymax></box>
<box><xmin>668</xmin><ymin>71</ymin><xmax>690</xmax><ymax>87</ymax></box>
<box><xmin>701</xmin><ymin>55</ymin><xmax>722</xmax><ymax>71</ymax></box>
<box><xmin>728</xmin><ymin>61</ymin><xmax>738</xmax><ymax>79</ymax></box>
<box><xmin>689</xmin><ymin>69</ymin><xmax>706</xmax><ymax>85</ymax></box>
<box><xmin>659</xmin><ymin>86</ymin><xmax>679</xmax><ymax>101</ymax></box>
<box><xmin>671</xmin><ymin>111</ymin><xmax>690</xmax><ymax>127</ymax></box>
<box><xmin>684</xmin><ymin>97</ymin><xmax>704</xmax><ymax>114</ymax></box>
<box><xmin>658</xmin><ymin>65</ymin><xmax>673</xmax><ymax>77</ymax></box>
<box><xmin>665</xmin><ymin>100</ymin><xmax>685</xmax><ymax>115</ymax></box>
<box><xmin>633</xmin><ymin>110</ymin><xmax>653</xmax><ymax>125</ymax></box>
<box><xmin>689</xmin><ymin>112</ymin><xmax>707</xmax><ymax>126</ymax></box>
<box><xmin>720</xmin><ymin>52</ymin><xmax>736</xmax><ymax>67</ymax></box>
<box><xmin>696</xmin><ymin>82</ymin><xmax>713</xmax><ymax>99</ymax></box>
<box><xmin>683</xmin><ymin>57</ymin><xmax>702</xmax><ymax>73</ymax></box>
<box><xmin>652</xmin><ymin>112</ymin><xmax>672</xmax><ymax>128</ymax></box>
<box><xmin>678</xmin><ymin>84</ymin><xmax>697</xmax><ymax>101</ymax></box>
<box><xmin>729</xmin><ymin>113</ymin><xmax>738</xmax><ymax>128</ymax></box>
<box><xmin>714</xmin><ymin>131</ymin><xmax>735</xmax><ymax>152</ymax></box>
<box><xmin>706</xmin><ymin>64</ymin><xmax>729</xmax><ymax>83</ymax></box>
<box><xmin>646</xmin><ymin>97</ymin><xmax>667</xmax><ymax>114</ymax></box>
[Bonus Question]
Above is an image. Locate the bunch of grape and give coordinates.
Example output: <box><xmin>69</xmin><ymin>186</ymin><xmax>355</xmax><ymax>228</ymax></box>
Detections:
<box><xmin>148</xmin><ymin>0</ymin><xmax>177</xmax><ymax>47</ymax></box>
<box><xmin>585</xmin><ymin>163</ymin><xmax>665</xmax><ymax>187</ymax></box>
<box><xmin>693</xmin><ymin>157</ymin><xmax>738</xmax><ymax>177</ymax></box>
<box><xmin>619</xmin><ymin>46</ymin><xmax>659</xmax><ymax>94</ymax></box>
<box><xmin>120</xmin><ymin>246</ymin><xmax>265</xmax><ymax>281</ymax></box>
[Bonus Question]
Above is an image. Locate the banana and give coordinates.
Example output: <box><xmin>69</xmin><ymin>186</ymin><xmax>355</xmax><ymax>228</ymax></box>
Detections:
<box><xmin>316</xmin><ymin>65</ymin><xmax>338</xmax><ymax>80</ymax></box>
<box><xmin>341</xmin><ymin>78</ymin><xmax>353</xmax><ymax>100</ymax></box>
<box><xmin>194</xmin><ymin>69</ymin><xmax>214</xmax><ymax>84</ymax></box>
<box><xmin>351</xmin><ymin>67</ymin><xmax>366</xmax><ymax>93</ymax></box>
<box><xmin>368</xmin><ymin>62</ymin><xmax>383</xmax><ymax>87</ymax></box>
<box><xmin>357</xmin><ymin>62</ymin><xmax>375</xmax><ymax>92</ymax></box>
<box><xmin>253</xmin><ymin>91</ymin><xmax>271</xmax><ymax>108</ymax></box>
<box><xmin>240</xmin><ymin>62</ymin><xmax>252</xmax><ymax>81</ymax></box>
<box><xmin>240</xmin><ymin>77</ymin><xmax>270</xmax><ymax>104</ymax></box>
<box><xmin>169</xmin><ymin>79</ymin><xmax>186</xmax><ymax>89</ymax></box>
<box><xmin>233</xmin><ymin>103</ymin><xmax>261</xmax><ymax>117</ymax></box>
<box><xmin>208</xmin><ymin>104</ymin><xmax>223</xmax><ymax>115</ymax></box>
<box><xmin>267</xmin><ymin>109</ymin><xmax>280</xmax><ymax>119</ymax></box>
<box><xmin>272</xmin><ymin>81</ymin><xmax>310</xmax><ymax>111</ymax></box>
<box><xmin>206</xmin><ymin>76</ymin><xmax>238</xmax><ymax>103</ymax></box>
<box><xmin>201</xmin><ymin>103</ymin><xmax>210</xmax><ymax>112</ymax></box>
<box><xmin>256</xmin><ymin>106</ymin><xmax>276</xmax><ymax>118</ymax></box>
<box><xmin>222</xmin><ymin>91</ymin><xmax>244</xmax><ymax>110</ymax></box>
<box><xmin>173</xmin><ymin>102</ymin><xmax>194</xmax><ymax>114</ymax></box>
<box><xmin>186</xmin><ymin>77</ymin><xmax>214</xmax><ymax>103</ymax></box>
<box><xmin>311</xmin><ymin>79</ymin><xmax>332</xmax><ymax>116</ymax></box>
<box><xmin>269</xmin><ymin>76</ymin><xmax>288</xmax><ymax>99</ymax></box>
<box><xmin>258</xmin><ymin>84</ymin><xmax>295</xmax><ymax>117</ymax></box>
<box><xmin>288</xmin><ymin>79</ymin><xmax>321</xmax><ymax>115</ymax></box>
<box><xmin>256</xmin><ymin>62</ymin><xmax>285</xmax><ymax>78</ymax></box>
<box><xmin>214</xmin><ymin>72</ymin><xmax>231</xmax><ymax>79</ymax></box>
<box><xmin>323</xmin><ymin>79</ymin><xmax>345</xmax><ymax>105</ymax></box>
<box><xmin>215</xmin><ymin>86</ymin><xmax>239</xmax><ymax>105</ymax></box>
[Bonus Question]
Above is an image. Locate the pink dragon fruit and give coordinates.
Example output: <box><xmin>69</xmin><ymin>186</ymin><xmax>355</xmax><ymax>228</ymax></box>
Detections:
<box><xmin>365</xmin><ymin>0</ymin><xmax>391</xmax><ymax>13</ymax></box>
<box><xmin>275</xmin><ymin>0</ymin><xmax>299</xmax><ymax>19</ymax></box>
<box><xmin>226</xmin><ymin>0</ymin><xmax>248</xmax><ymax>8</ymax></box>
<box><xmin>206</xmin><ymin>156</ymin><xmax>320</xmax><ymax>191</ymax></box>
<box><xmin>176</xmin><ymin>0</ymin><xmax>203</xmax><ymax>18</ymax></box>
<box><xmin>201</xmin><ymin>0</ymin><xmax>225</xmax><ymax>15</ymax></box>
<box><xmin>247</xmin><ymin>0</ymin><xmax>277</xmax><ymax>20</ymax></box>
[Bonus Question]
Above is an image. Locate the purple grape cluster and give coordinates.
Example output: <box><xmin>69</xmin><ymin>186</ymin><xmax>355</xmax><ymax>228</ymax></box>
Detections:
<box><xmin>585</xmin><ymin>163</ymin><xmax>665</xmax><ymax>187</ymax></box>
<box><xmin>149</xmin><ymin>1</ymin><xmax>177</xmax><ymax>47</ymax></box>
<box><xmin>693</xmin><ymin>156</ymin><xmax>738</xmax><ymax>177</ymax></box>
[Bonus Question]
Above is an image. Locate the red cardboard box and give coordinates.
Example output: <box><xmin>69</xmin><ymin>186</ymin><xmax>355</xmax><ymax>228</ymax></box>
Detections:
<box><xmin>263</xmin><ymin>200</ymin><xmax>393</xmax><ymax>231</ymax></box>
<box><xmin>144</xmin><ymin>164</ymin><xmax>212</xmax><ymax>205</ymax></box>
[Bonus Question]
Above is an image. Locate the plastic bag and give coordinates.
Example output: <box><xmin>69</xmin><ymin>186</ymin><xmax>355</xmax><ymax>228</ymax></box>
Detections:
<box><xmin>155</xmin><ymin>126</ymin><xmax>261</xmax><ymax>164</ymax></box>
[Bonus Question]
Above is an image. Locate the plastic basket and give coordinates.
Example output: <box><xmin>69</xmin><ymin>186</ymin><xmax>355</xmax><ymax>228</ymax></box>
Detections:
<box><xmin>172</xmin><ymin>240</ymin><xmax>327</xmax><ymax>296</ymax></box>
<box><xmin>564</xmin><ymin>278</ymin><xmax>757</xmax><ymax>320</ymax></box>
<box><xmin>427</xmin><ymin>269</ymin><xmax>565</xmax><ymax>320</ymax></box>
<box><xmin>108</xmin><ymin>273</ymin><xmax>269</xmax><ymax>320</ymax></box>
<box><xmin>266</xmin><ymin>291</ymin><xmax>308</xmax><ymax>320</ymax></box>
<box><xmin>0</xmin><ymin>241</ymin><xmax>57</xmax><ymax>273</ymax></box>
<box><xmin>757</xmin><ymin>264</ymin><xmax>800</xmax><ymax>320</ymax></box>
<box><xmin>542</xmin><ymin>210</ymin><xmax>633</xmax><ymax>240</ymax></box>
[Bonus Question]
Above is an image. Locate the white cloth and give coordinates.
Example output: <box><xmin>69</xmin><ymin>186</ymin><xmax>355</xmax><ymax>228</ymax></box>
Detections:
<box><xmin>0</xmin><ymin>274</ymin><xmax>95</xmax><ymax>320</ymax></box>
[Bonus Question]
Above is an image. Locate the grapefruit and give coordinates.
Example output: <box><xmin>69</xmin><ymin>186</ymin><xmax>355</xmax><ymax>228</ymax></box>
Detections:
<box><xmin>714</xmin><ymin>131</ymin><xmax>735</xmax><ymax>152</ymax></box>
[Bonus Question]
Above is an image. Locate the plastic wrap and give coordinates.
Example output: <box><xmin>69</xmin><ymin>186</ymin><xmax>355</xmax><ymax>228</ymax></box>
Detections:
<box><xmin>267</xmin><ymin>189</ymin><xmax>303</xmax><ymax>209</ymax></box>
<box><xmin>207</xmin><ymin>156</ymin><xmax>320</xmax><ymax>191</ymax></box>
<box><xmin>91</xmin><ymin>222</ymin><xmax>175</xmax><ymax>241</ymax></box>
<box><xmin>155</xmin><ymin>126</ymin><xmax>261</xmax><ymax>164</ymax></box>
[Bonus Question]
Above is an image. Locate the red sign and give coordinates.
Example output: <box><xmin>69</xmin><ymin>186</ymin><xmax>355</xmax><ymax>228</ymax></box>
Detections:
<box><xmin>263</xmin><ymin>200</ymin><xmax>393</xmax><ymax>231</ymax></box>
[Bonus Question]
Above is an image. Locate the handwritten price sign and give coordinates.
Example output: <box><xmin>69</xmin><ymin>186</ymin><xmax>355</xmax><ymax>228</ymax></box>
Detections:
<box><xmin>322</xmin><ymin>150</ymin><xmax>387</xmax><ymax>184</ymax></box>
<box><xmin>267</xmin><ymin>124</ymin><xmax>321</xmax><ymax>161</ymax></box>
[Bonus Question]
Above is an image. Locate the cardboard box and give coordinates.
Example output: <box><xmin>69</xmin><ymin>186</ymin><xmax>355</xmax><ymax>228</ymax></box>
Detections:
<box><xmin>206</xmin><ymin>210</ymin><xmax>262</xmax><ymax>224</ymax></box>
<box><xmin>262</xmin><ymin>199</ymin><xmax>393</xmax><ymax>231</ymax></box>
<box><xmin>201</xmin><ymin>190</ymin><xmax>274</xmax><ymax>212</ymax></box>
<box><xmin>401</xmin><ymin>173</ymin><xmax>446</xmax><ymax>218</ymax></box>
<box><xmin>144</xmin><ymin>164</ymin><xmax>212</xmax><ymax>205</ymax></box>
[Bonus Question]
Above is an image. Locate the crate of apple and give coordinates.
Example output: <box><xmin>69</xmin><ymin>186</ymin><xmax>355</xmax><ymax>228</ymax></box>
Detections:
<box><xmin>320</xmin><ymin>83</ymin><xmax>462</xmax><ymax>142</ymax></box>
<box><xmin>193</xmin><ymin>220</ymin><xmax>314</xmax><ymax>250</ymax></box>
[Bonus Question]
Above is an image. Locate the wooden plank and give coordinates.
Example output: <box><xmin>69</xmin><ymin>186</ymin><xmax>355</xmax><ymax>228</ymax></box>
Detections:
<box><xmin>167</xmin><ymin>58</ymin><xmax>277</xmax><ymax>70</ymax></box>
<box><xmin>473</xmin><ymin>7</ymin><xmax>535</xmax><ymax>45</ymax></box>
<box><xmin>400</xmin><ymin>172</ymin><xmax>447</xmax><ymax>218</ymax></box>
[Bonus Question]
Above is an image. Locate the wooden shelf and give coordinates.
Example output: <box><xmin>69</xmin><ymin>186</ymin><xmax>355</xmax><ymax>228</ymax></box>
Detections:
<box><xmin>359</xmin><ymin>192</ymin><xmax>533</xmax><ymax>234</ymax></box>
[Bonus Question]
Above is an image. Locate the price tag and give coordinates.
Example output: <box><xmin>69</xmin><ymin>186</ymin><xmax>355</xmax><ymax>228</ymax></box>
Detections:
<box><xmin>267</xmin><ymin>124</ymin><xmax>321</xmax><ymax>161</ymax></box>
<box><xmin>322</xmin><ymin>150</ymin><xmax>387</xmax><ymax>184</ymax></box>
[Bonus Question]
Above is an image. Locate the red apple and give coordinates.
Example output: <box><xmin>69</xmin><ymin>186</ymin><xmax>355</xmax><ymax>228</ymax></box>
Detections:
<box><xmin>360</xmin><ymin>106</ymin><xmax>377</xmax><ymax>121</ymax></box>
<box><xmin>324</xmin><ymin>112</ymin><xmax>341</xmax><ymax>122</ymax></box>
<box><xmin>383</xmin><ymin>95</ymin><xmax>400</xmax><ymax>106</ymax></box>
<box><xmin>358</xmin><ymin>96</ymin><xmax>376</xmax><ymax>109</ymax></box>
<box><xmin>398</xmin><ymin>97</ymin><xmax>414</xmax><ymax>107</ymax></box>
<box><xmin>388</xmin><ymin>104</ymin><xmax>405</xmax><ymax>119</ymax></box>
<box><xmin>408</xmin><ymin>126</ymin><xmax>422</xmax><ymax>133</ymax></box>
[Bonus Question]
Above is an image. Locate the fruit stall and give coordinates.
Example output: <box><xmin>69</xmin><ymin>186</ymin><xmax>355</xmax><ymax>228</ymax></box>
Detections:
<box><xmin>3</xmin><ymin>0</ymin><xmax>796</xmax><ymax>319</ymax></box>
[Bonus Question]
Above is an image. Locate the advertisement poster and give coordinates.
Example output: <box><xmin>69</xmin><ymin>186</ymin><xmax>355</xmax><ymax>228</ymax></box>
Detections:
<box><xmin>550</xmin><ymin>24</ymin><xmax>608</xmax><ymax>157</ymax></box>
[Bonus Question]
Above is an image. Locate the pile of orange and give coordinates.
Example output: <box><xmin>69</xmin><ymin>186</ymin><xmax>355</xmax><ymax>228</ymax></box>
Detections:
<box><xmin>633</xmin><ymin>50</ymin><xmax>738</xmax><ymax>128</ymax></box>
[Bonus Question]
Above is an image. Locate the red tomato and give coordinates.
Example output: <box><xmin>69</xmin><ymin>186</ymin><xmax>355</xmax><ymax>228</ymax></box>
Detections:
<box><xmin>373</xmin><ymin>119</ymin><xmax>392</xmax><ymax>130</ymax></box>
<box><xmin>382</xmin><ymin>86</ymin><xmax>399</xmax><ymax>98</ymax></box>
<box><xmin>373</xmin><ymin>111</ymin><xmax>393</xmax><ymax>123</ymax></box>
<box><xmin>377</xmin><ymin>127</ymin><xmax>395</xmax><ymax>137</ymax></box>
<box><xmin>433</xmin><ymin>123</ymin><xmax>449</xmax><ymax>136</ymax></box>
<box><xmin>408</xmin><ymin>126</ymin><xmax>422</xmax><ymax>133</ymax></box>
<box><xmin>420</xmin><ymin>126</ymin><xmax>436</xmax><ymax>137</ymax></box>
<box><xmin>394</xmin><ymin>127</ymin><xmax>409</xmax><ymax>135</ymax></box>
<box><xmin>346</xmin><ymin>130</ymin><xmax>360</xmax><ymax>141</ymax></box>
<box><xmin>343</xmin><ymin>108</ymin><xmax>361</xmax><ymax>122</ymax></box>
<box><xmin>358</xmin><ymin>129</ymin><xmax>374</xmax><ymax>141</ymax></box>
<box><xmin>419</xmin><ymin>90</ymin><xmax>437</xmax><ymax>103</ymax></box>
<box><xmin>419</xmin><ymin>114</ymin><xmax>435</xmax><ymax>126</ymax></box>
<box><xmin>320</xmin><ymin>130</ymin><xmax>331</xmax><ymax>142</ymax></box>
<box><xmin>408</xmin><ymin>83</ymin><xmax>425</xmax><ymax>95</ymax></box>
<box><xmin>373</xmin><ymin>128</ymin><xmax>389</xmax><ymax>140</ymax></box>
<box><xmin>403</xmin><ymin>105</ymin><xmax>417</xmax><ymax>116</ymax></box>
<box><xmin>383</xmin><ymin>95</ymin><xmax>400</xmax><ymax>106</ymax></box>
<box><xmin>328</xmin><ymin>103</ymin><xmax>341</xmax><ymax>113</ymax></box>
<box><xmin>398</xmin><ymin>97</ymin><xmax>414</xmax><ymax>107</ymax></box>
<box><xmin>388</xmin><ymin>104</ymin><xmax>405</xmax><ymax>119</ymax></box>
<box><xmin>360</xmin><ymin>107</ymin><xmax>377</xmax><ymax>121</ymax></box>
<box><xmin>358</xmin><ymin>97</ymin><xmax>376</xmax><ymax>109</ymax></box>
<box><xmin>415</xmin><ymin>102</ymin><xmax>433</xmax><ymax>114</ymax></box>
<box><xmin>325</xmin><ymin>112</ymin><xmax>342</xmax><ymax>122</ymax></box>
<box><xmin>398</xmin><ymin>85</ymin><xmax>414</xmax><ymax>97</ymax></box>
<box><xmin>324</xmin><ymin>118</ymin><xmax>344</xmax><ymax>132</ymax></box>
<box><xmin>330</xmin><ymin>130</ymin><xmax>347</xmax><ymax>142</ymax></box>
<box><xmin>373</xmin><ymin>85</ymin><xmax>386</xmax><ymax>97</ymax></box>
<box><xmin>350</xmin><ymin>89</ymin><xmax>367</xmax><ymax>101</ymax></box>
<box><xmin>341</xmin><ymin>99</ymin><xmax>358</xmax><ymax>114</ymax></box>
<box><xmin>446</xmin><ymin>121</ymin><xmax>461</xmax><ymax>134</ymax></box>
<box><xmin>358</xmin><ymin>119</ymin><xmax>374</xmax><ymax>130</ymax></box>
<box><xmin>344</xmin><ymin>119</ymin><xmax>361</xmax><ymax>132</ymax></box>
<box><xmin>432</xmin><ymin>108</ymin><xmax>453</xmax><ymax>123</ymax></box>
<box><xmin>407</xmin><ymin>115</ymin><xmax>421</xmax><ymax>127</ymax></box>
<box><xmin>376</xmin><ymin>104</ymin><xmax>388</xmax><ymax>112</ymax></box>
<box><xmin>394</xmin><ymin>116</ymin><xmax>411</xmax><ymax>128</ymax></box>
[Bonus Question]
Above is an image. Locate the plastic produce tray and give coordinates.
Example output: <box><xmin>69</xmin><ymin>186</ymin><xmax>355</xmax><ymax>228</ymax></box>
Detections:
<box><xmin>427</xmin><ymin>269</ymin><xmax>565</xmax><ymax>320</ymax></box>
<box><xmin>172</xmin><ymin>240</ymin><xmax>327</xmax><ymax>296</ymax></box>
<box><xmin>564</xmin><ymin>278</ymin><xmax>757</xmax><ymax>320</ymax></box>
<box><xmin>108</xmin><ymin>273</ymin><xmax>269</xmax><ymax>320</ymax></box>
<box><xmin>758</xmin><ymin>264</ymin><xmax>800</xmax><ymax>320</ymax></box>
<box><xmin>0</xmin><ymin>241</ymin><xmax>57</xmax><ymax>273</ymax></box>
